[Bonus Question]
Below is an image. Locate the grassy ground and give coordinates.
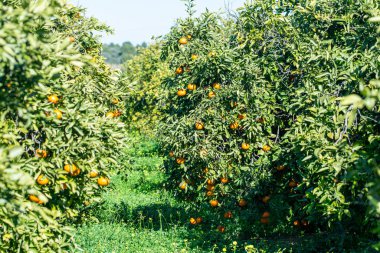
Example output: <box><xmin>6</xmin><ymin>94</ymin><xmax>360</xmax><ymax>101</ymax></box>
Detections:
<box><xmin>74</xmin><ymin>135</ymin><xmax>377</xmax><ymax>253</ymax></box>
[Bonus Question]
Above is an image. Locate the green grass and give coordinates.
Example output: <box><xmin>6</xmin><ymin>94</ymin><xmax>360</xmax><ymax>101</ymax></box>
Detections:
<box><xmin>74</xmin><ymin>136</ymin><xmax>377</xmax><ymax>253</ymax></box>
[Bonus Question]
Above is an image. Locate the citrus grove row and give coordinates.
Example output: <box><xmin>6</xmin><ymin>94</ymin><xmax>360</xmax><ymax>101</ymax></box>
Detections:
<box><xmin>1</xmin><ymin>0</ymin><xmax>379</xmax><ymax>251</ymax></box>
<box><xmin>0</xmin><ymin>0</ymin><xmax>126</xmax><ymax>252</ymax></box>
<box><xmin>127</xmin><ymin>0</ymin><xmax>380</xmax><ymax>249</ymax></box>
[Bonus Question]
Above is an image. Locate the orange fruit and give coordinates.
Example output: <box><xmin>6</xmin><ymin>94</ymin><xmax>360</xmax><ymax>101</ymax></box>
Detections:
<box><xmin>106</xmin><ymin>112</ymin><xmax>115</xmax><ymax>118</ymax></box>
<box><xmin>238</xmin><ymin>199</ymin><xmax>247</xmax><ymax>207</ymax></box>
<box><xmin>179</xmin><ymin>37</ymin><xmax>188</xmax><ymax>45</ymax></box>
<box><xmin>187</xmin><ymin>35</ymin><xmax>192</xmax><ymax>40</ymax></box>
<box><xmin>196</xmin><ymin>217</ymin><xmax>203</xmax><ymax>224</ymax></box>
<box><xmin>262</xmin><ymin>196</ymin><xmax>270</xmax><ymax>204</ymax></box>
<box><xmin>203</xmin><ymin>168</ymin><xmax>209</xmax><ymax>174</ymax></box>
<box><xmin>207</xmin><ymin>179</ymin><xmax>215</xmax><ymax>185</ymax></box>
<box><xmin>177</xmin><ymin>89</ymin><xmax>187</xmax><ymax>97</ymax></box>
<box><xmin>260</xmin><ymin>217</ymin><xmax>269</xmax><ymax>224</ymax></box>
<box><xmin>98</xmin><ymin>177</ymin><xmax>110</xmax><ymax>187</ymax></box>
<box><xmin>276</xmin><ymin>165</ymin><xmax>285</xmax><ymax>171</ymax></box>
<box><xmin>293</xmin><ymin>220</ymin><xmax>301</xmax><ymax>227</ymax></box>
<box><xmin>179</xmin><ymin>181</ymin><xmax>187</xmax><ymax>190</ymax></box>
<box><xmin>48</xmin><ymin>94</ymin><xmax>59</xmax><ymax>104</ymax></box>
<box><xmin>187</xmin><ymin>83</ymin><xmax>197</xmax><ymax>90</ymax></box>
<box><xmin>169</xmin><ymin>151</ymin><xmax>175</xmax><ymax>157</ymax></box>
<box><xmin>224</xmin><ymin>211</ymin><xmax>233</xmax><ymax>219</ymax></box>
<box><xmin>210</xmin><ymin>199</ymin><xmax>219</xmax><ymax>207</ymax></box>
<box><xmin>54</xmin><ymin>109</ymin><xmax>63</xmax><ymax>120</ymax></box>
<box><xmin>176</xmin><ymin>157</ymin><xmax>185</xmax><ymax>164</ymax></box>
<box><xmin>175</xmin><ymin>67</ymin><xmax>184</xmax><ymax>75</ymax></box>
<box><xmin>238</xmin><ymin>114</ymin><xmax>246</xmax><ymax>120</ymax></box>
<box><xmin>195</xmin><ymin>122</ymin><xmax>204</xmax><ymax>130</ymax></box>
<box><xmin>206</xmin><ymin>185</ymin><xmax>215</xmax><ymax>191</ymax></box>
<box><xmin>191</xmin><ymin>54</ymin><xmax>198</xmax><ymax>60</ymax></box>
<box><xmin>89</xmin><ymin>170</ymin><xmax>99</xmax><ymax>178</ymax></box>
<box><xmin>37</xmin><ymin>175</ymin><xmax>49</xmax><ymax>185</ymax></box>
<box><xmin>64</xmin><ymin>164</ymin><xmax>79</xmax><ymax>175</ymax></box>
<box><xmin>262</xmin><ymin>211</ymin><xmax>270</xmax><ymax>218</ymax></box>
<box><xmin>217</xmin><ymin>225</ymin><xmax>225</xmax><ymax>233</ymax></box>
<box><xmin>36</xmin><ymin>149</ymin><xmax>47</xmax><ymax>158</ymax></box>
<box><xmin>262</xmin><ymin>145</ymin><xmax>271</xmax><ymax>152</ymax></box>
<box><xmin>113</xmin><ymin>110</ymin><xmax>122</xmax><ymax>117</ymax></box>
<box><xmin>289</xmin><ymin>180</ymin><xmax>297</xmax><ymax>188</ymax></box>
<box><xmin>208</xmin><ymin>91</ymin><xmax>216</xmax><ymax>98</ymax></box>
<box><xmin>206</xmin><ymin>191</ymin><xmax>214</xmax><ymax>197</ymax></box>
<box><xmin>29</xmin><ymin>195</ymin><xmax>41</xmax><ymax>204</ymax></box>
<box><xmin>241</xmin><ymin>143</ymin><xmax>250</xmax><ymax>151</ymax></box>
<box><xmin>212</xmin><ymin>83</ymin><xmax>221</xmax><ymax>89</ymax></box>
<box><xmin>69</xmin><ymin>36</ymin><xmax>75</xmax><ymax>42</ymax></box>
<box><xmin>221</xmin><ymin>177</ymin><xmax>229</xmax><ymax>184</ymax></box>
<box><xmin>190</xmin><ymin>217</ymin><xmax>197</xmax><ymax>225</ymax></box>
<box><xmin>230</xmin><ymin>122</ymin><xmax>239</xmax><ymax>130</ymax></box>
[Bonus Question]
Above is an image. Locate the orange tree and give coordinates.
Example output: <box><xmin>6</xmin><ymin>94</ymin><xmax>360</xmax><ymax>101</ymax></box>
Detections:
<box><xmin>157</xmin><ymin>0</ymin><xmax>380</xmax><ymax>247</ymax></box>
<box><xmin>121</xmin><ymin>44</ymin><xmax>170</xmax><ymax>134</ymax></box>
<box><xmin>0</xmin><ymin>0</ymin><xmax>126</xmax><ymax>251</ymax></box>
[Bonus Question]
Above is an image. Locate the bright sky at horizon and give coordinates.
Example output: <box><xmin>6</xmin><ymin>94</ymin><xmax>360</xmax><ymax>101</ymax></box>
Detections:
<box><xmin>74</xmin><ymin>0</ymin><xmax>246</xmax><ymax>45</ymax></box>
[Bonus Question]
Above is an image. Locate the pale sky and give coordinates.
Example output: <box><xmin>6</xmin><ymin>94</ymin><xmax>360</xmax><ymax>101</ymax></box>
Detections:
<box><xmin>73</xmin><ymin>0</ymin><xmax>246</xmax><ymax>45</ymax></box>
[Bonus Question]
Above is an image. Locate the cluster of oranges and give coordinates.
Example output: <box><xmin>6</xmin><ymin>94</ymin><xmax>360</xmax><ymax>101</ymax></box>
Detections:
<box><xmin>28</xmin><ymin>95</ymin><xmax>112</xmax><ymax>205</ymax></box>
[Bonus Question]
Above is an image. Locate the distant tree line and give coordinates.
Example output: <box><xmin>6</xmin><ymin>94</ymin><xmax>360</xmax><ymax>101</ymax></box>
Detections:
<box><xmin>102</xmin><ymin>41</ymin><xmax>147</xmax><ymax>65</ymax></box>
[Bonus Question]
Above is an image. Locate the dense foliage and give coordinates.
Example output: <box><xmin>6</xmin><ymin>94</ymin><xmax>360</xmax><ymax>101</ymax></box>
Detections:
<box><xmin>0</xmin><ymin>0</ymin><xmax>126</xmax><ymax>251</ymax></box>
<box><xmin>153</xmin><ymin>0</ymin><xmax>380</xmax><ymax>250</ymax></box>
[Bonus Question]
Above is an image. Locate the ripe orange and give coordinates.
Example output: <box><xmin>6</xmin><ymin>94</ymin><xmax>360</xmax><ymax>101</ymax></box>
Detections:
<box><xmin>48</xmin><ymin>94</ymin><xmax>59</xmax><ymax>104</ymax></box>
<box><xmin>36</xmin><ymin>149</ymin><xmax>47</xmax><ymax>158</ymax></box>
<box><xmin>114</xmin><ymin>110</ymin><xmax>122</xmax><ymax>117</ymax></box>
<box><xmin>230</xmin><ymin>122</ymin><xmax>239</xmax><ymax>130</ymax></box>
<box><xmin>238</xmin><ymin>199</ymin><xmax>247</xmax><ymax>207</ymax></box>
<box><xmin>238</xmin><ymin>114</ymin><xmax>246</xmax><ymax>120</ymax></box>
<box><xmin>98</xmin><ymin>177</ymin><xmax>110</xmax><ymax>187</ymax></box>
<box><xmin>217</xmin><ymin>225</ymin><xmax>225</xmax><ymax>233</ymax></box>
<box><xmin>37</xmin><ymin>175</ymin><xmax>49</xmax><ymax>185</ymax></box>
<box><xmin>89</xmin><ymin>170</ymin><xmax>99</xmax><ymax>178</ymax></box>
<box><xmin>191</xmin><ymin>54</ymin><xmax>198</xmax><ymax>60</ymax></box>
<box><xmin>262</xmin><ymin>195</ymin><xmax>270</xmax><ymax>204</ymax></box>
<box><xmin>176</xmin><ymin>157</ymin><xmax>185</xmax><ymax>164</ymax></box>
<box><xmin>208</xmin><ymin>91</ymin><xmax>216</xmax><ymax>98</ymax></box>
<box><xmin>187</xmin><ymin>35</ymin><xmax>192</xmax><ymax>40</ymax></box>
<box><xmin>175</xmin><ymin>67</ymin><xmax>184</xmax><ymax>75</ymax></box>
<box><xmin>221</xmin><ymin>177</ymin><xmax>229</xmax><ymax>184</ymax></box>
<box><xmin>179</xmin><ymin>37</ymin><xmax>188</xmax><ymax>45</ymax></box>
<box><xmin>289</xmin><ymin>180</ymin><xmax>297</xmax><ymax>188</ymax></box>
<box><xmin>206</xmin><ymin>191</ymin><xmax>214</xmax><ymax>197</ymax></box>
<box><xmin>210</xmin><ymin>199</ymin><xmax>219</xmax><ymax>207</ymax></box>
<box><xmin>169</xmin><ymin>151</ymin><xmax>175</xmax><ymax>157</ymax></box>
<box><xmin>262</xmin><ymin>145</ymin><xmax>271</xmax><ymax>152</ymax></box>
<box><xmin>195</xmin><ymin>122</ymin><xmax>204</xmax><ymax>130</ymax></box>
<box><xmin>262</xmin><ymin>211</ymin><xmax>270</xmax><ymax>218</ymax></box>
<box><xmin>196</xmin><ymin>217</ymin><xmax>203</xmax><ymax>224</ymax></box>
<box><xmin>224</xmin><ymin>211</ymin><xmax>233</xmax><ymax>219</ymax></box>
<box><xmin>29</xmin><ymin>195</ymin><xmax>41</xmax><ymax>204</ymax></box>
<box><xmin>190</xmin><ymin>217</ymin><xmax>197</xmax><ymax>225</ymax></box>
<box><xmin>54</xmin><ymin>109</ymin><xmax>63</xmax><ymax>120</ymax></box>
<box><xmin>69</xmin><ymin>36</ymin><xmax>75</xmax><ymax>42</ymax></box>
<box><xmin>179</xmin><ymin>181</ymin><xmax>187</xmax><ymax>190</ymax></box>
<box><xmin>207</xmin><ymin>179</ymin><xmax>215</xmax><ymax>185</ymax></box>
<box><xmin>293</xmin><ymin>220</ymin><xmax>301</xmax><ymax>227</ymax></box>
<box><xmin>177</xmin><ymin>89</ymin><xmax>187</xmax><ymax>97</ymax></box>
<box><xmin>241</xmin><ymin>143</ymin><xmax>250</xmax><ymax>151</ymax></box>
<box><xmin>64</xmin><ymin>164</ymin><xmax>79</xmax><ymax>175</ymax></box>
<box><xmin>212</xmin><ymin>83</ymin><xmax>221</xmax><ymax>89</ymax></box>
<box><xmin>206</xmin><ymin>184</ymin><xmax>215</xmax><ymax>191</ymax></box>
<box><xmin>276</xmin><ymin>165</ymin><xmax>285</xmax><ymax>171</ymax></box>
<box><xmin>106</xmin><ymin>111</ymin><xmax>115</xmax><ymax>118</ymax></box>
<box><xmin>187</xmin><ymin>83</ymin><xmax>197</xmax><ymax>90</ymax></box>
<box><xmin>260</xmin><ymin>217</ymin><xmax>269</xmax><ymax>224</ymax></box>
